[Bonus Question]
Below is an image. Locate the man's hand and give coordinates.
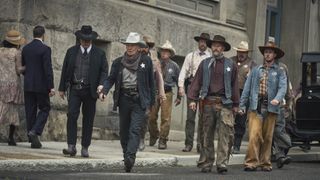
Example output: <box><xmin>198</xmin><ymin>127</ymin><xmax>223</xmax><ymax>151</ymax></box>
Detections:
<box><xmin>49</xmin><ymin>89</ymin><xmax>55</xmax><ymax>97</ymax></box>
<box><xmin>271</xmin><ymin>99</ymin><xmax>280</xmax><ymax>106</ymax></box>
<box><xmin>232</xmin><ymin>107</ymin><xmax>239</xmax><ymax>115</ymax></box>
<box><xmin>99</xmin><ymin>93</ymin><xmax>106</xmax><ymax>101</ymax></box>
<box><xmin>189</xmin><ymin>102</ymin><xmax>197</xmax><ymax>111</ymax></box>
<box><xmin>238</xmin><ymin>109</ymin><xmax>245</xmax><ymax>116</ymax></box>
<box><xmin>97</xmin><ymin>85</ymin><xmax>104</xmax><ymax>94</ymax></box>
<box><xmin>178</xmin><ymin>87</ymin><xmax>185</xmax><ymax>97</ymax></box>
<box><xmin>174</xmin><ymin>98</ymin><xmax>181</xmax><ymax>106</ymax></box>
<box><xmin>59</xmin><ymin>91</ymin><xmax>65</xmax><ymax>100</ymax></box>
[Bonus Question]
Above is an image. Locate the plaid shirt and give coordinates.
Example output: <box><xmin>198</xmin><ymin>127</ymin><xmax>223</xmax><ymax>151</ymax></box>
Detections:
<box><xmin>259</xmin><ymin>65</ymin><xmax>269</xmax><ymax>97</ymax></box>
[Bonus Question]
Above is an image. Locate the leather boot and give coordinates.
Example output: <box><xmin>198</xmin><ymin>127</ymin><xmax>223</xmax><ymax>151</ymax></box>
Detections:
<box><xmin>81</xmin><ymin>146</ymin><xmax>89</xmax><ymax>158</ymax></box>
<box><xmin>63</xmin><ymin>144</ymin><xmax>77</xmax><ymax>156</ymax></box>
<box><xmin>158</xmin><ymin>138</ymin><xmax>167</xmax><ymax>150</ymax></box>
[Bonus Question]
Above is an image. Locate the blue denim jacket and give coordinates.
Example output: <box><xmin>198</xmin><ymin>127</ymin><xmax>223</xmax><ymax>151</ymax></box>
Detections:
<box><xmin>239</xmin><ymin>63</ymin><xmax>287</xmax><ymax>114</ymax></box>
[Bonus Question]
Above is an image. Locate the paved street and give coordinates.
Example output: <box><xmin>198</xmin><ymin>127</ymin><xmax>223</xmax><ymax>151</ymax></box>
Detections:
<box><xmin>1</xmin><ymin>162</ymin><xmax>319</xmax><ymax>180</ymax></box>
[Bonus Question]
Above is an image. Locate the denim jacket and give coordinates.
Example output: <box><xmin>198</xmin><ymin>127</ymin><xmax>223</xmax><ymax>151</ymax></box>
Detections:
<box><xmin>239</xmin><ymin>63</ymin><xmax>287</xmax><ymax>114</ymax></box>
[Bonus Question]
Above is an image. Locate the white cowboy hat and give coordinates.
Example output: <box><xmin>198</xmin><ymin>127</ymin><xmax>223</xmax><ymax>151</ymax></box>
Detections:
<box><xmin>158</xmin><ymin>40</ymin><xmax>176</xmax><ymax>56</ymax></box>
<box><xmin>121</xmin><ymin>32</ymin><xmax>145</xmax><ymax>45</ymax></box>
<box><xmin>233</xmin><ymin>41</ymin><xmax>251</xmax><ymax>52</ymax></box>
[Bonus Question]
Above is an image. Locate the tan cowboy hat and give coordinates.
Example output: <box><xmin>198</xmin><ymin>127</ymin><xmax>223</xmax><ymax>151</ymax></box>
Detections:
<box><xmin>143</xmin><ymin>35</ymin><xmax>155</xmax><ymax>48</ymax></box>
<box><xmin>5</xmin><ymin>30</ymin><xmax>25</xmax><ymax>46</ymax></box>
<box><xmin>158</xmin><ymin>40</ymin><xmax>176</xmax><ymax>56</ymax></box>
<box><xmin>206</xmin><ymin>35</ymin><xmax>231</xmax><ymax>51</ymax></box>
<box><xmin>75</xmin><ymin>25</ymin><xmax>98</xmax><ymax>40</ymax></box>
<box><xmin>233</xmin><ymin>41</ymin><xmax>251</xmax><ymax>52</ymax></box>
<box><xmin>259</xmin><ymin>41</ymin><xmax>285</xmax><ymax>59</ymax></box>
<box><xmin>194</xmin><ymin>33</ymin><xmax>210</xmax><ymax>42</ymax></box>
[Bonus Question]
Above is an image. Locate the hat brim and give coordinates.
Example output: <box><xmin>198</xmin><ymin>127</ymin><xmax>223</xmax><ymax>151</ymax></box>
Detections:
<box><xmin>259</xmin><ymin>46</ymin><xmax>285</xmax><ymax>59</ymax></box>
<box><xmin>207</xmin><ymin>40</ymin><xmax>231</xmax><ymax>51</ymax></box>
<box><xmin>6</xmin><ymin>37</ymin><xmax>25</xmax><ymax>46</ymax></box>
<box><xmin>75</xmin><ymin>30</ymin><xmax>98</xmax><ymax>40</ymax></box>
<box><xmin>158</xmin><ymin>47</ymin><xmax>175</xmax><ymax>56</ymax></box>
<box><xmin>233</xmin><ymin>47</ymin><xmax>251</xmax><ymax>52</ymax></box>
<box><xmin>194</xmin><ymin>36</ymin><xmax>210</xmax><ymax>42</ymax></box>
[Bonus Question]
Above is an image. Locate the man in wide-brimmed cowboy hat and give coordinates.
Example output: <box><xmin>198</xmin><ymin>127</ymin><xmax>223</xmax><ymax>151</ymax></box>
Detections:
<box><xmin>178</xmin><ymin>32</ymin><xmax>211</xmax><ymax>153</ymax></box>
<box><xmin>188</xmin><ymin>35</ymin><xmax>239</xmax><ymax>174</ymax></box>
<box><xmin>148</xmin><ymin>40</ymin><xmax>181</xmax><ymax>150</ymax></box>
<box><xmin>137</xmin><ymin>35</ymin><xmax>166</xmax><ymax>151</ymax></box>
<box><xmin>59</xmin><ymin>25</ymin><xmax>108</xmax><ymax>158</ymax></box>
<box><xmin>239</xmin><ymin>41</ymin><xmax>287</xmax><ymax>172</ymax></box>
<box><xmin>101</xmin><ymin>32</ymin><xmax>155</xmax><ymax>172</ymax></box>
<box><xmin>230</xmin><ymin>41</ymin><xmax>257</xmax><ymax>154</ymax></box>
<box><xmin>22</xmin><ymin>26</ymin><xmax>55</xmax><ymax>149</ymax></box>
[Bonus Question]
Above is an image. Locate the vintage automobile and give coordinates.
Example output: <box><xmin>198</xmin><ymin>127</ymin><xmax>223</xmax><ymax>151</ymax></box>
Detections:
<box><xmin>287</xmin><ymin>52</ymin><xmax>320</xmax><ymax>149</ymax></box>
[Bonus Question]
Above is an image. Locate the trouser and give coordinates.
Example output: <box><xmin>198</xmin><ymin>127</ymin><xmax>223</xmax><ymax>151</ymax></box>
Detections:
<box><xmin>234</xmin><ymin>90</ymin><xmax>247</xmax><ymax>149</ymax></box>
<box><xmin>273</xmin><ymin>106</ymin><xmax>292</xmax><ymax>160</ymax></box>
<box><xmin>197</xmin><ymin>97</ymin><xmax>234</xmax><ymax>170</ymax></box>
<box><xmin>245</xmin><ymin>110</ymin><xmax>277</xmax><ymax>169</ymax></box>
<box><xmin>148</xmin><ymin>92</ymin><xmax>173</xmax><ymax>141</ymax></box>
<box><xmin>184</xmin><ymin>98</ymin><xmax>200</xmax><ymax>147</ymax></box>
<box><xmin>24</xmin><ymin>91</ymin><xmax>50</xmax><ymax>135</ymax></box>
<box><xmin>119</xmin><ymin>93</ymin><xmax>145</xmax><ymax>160</ymax></box>
<box><xmin>67</xmin><ymin>88</ymin><xmax>97</xmax><ymax>147</ymax></box>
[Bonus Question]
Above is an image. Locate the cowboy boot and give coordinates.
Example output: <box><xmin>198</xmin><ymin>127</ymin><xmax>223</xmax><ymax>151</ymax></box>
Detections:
<box><xmin>63</xmin><ymin>144</ymin><xmax>77</xmax><ymax>156</ymax></box>
<box><xmin>81</xmin><ymin>146</ymin><xmax>89</xmax><ymax>158</ymax></box>
<box><xmin>158</xmin><ymin>138</ymin><xmax>167</xmax><ymax>150</ymax></box>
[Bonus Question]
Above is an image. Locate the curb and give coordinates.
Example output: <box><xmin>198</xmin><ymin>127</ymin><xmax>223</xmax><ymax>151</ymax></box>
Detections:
<box><xmin>0</xmin><ymin>157</ymin><xmax>177</xmax><ymax>172</ymax></box>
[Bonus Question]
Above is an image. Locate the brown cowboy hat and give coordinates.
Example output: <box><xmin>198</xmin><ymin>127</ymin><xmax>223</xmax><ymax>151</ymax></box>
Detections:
<box><xmin>5</xmin><ymin>30</ymin><xmax>25</xmax><ymax>46</ymax></box>
<box><xmin>259</xmin><ymin>41</ymin><xmax>284</xmax><ymax>59</ymax></box>
<box><xmin>194</xmin><ymin>33</ymin><xmax>210</xmax><ymax>42</ymax></box>
<box><xmin>75</xmin><ymin>25</ymin><xmax>98</xmax><ymax>40</ymax></box>
<box><xmin>206</xmin><ymin>35</ymin><xmax>231</xmax><ymax>51</ymax></box>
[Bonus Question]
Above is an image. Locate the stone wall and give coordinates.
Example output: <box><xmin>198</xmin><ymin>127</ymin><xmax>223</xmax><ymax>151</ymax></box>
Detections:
<box><xmin>0</xmin><ymin>0</ymin><xmax>249</xmax><ymax>141</ymax></box>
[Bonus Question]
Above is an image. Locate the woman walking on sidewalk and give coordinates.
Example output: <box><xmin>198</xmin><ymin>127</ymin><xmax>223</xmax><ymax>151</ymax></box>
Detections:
<box><xmin>0</xmin><ymin>30</ymin><xmax>25</xmax><ymax>146</ymax></box>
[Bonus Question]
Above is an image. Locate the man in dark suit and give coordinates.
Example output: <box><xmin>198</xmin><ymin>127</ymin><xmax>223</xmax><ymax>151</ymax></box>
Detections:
<box><xmin>22</xmin><ymin>25</ymin><xmax>55</xmax><ymax>149</ymax></box>
<box><xmin>58</xmin><ymin>25</ymin><xmax>108</xmax><ymax>158</ymax></box>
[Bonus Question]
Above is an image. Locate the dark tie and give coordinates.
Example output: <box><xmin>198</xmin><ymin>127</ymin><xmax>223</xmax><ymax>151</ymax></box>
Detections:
<box><xmin>199</xmin><ymin>52</ymin><xmax>205</xmax><ymax>56</ymax></box>
<box><xmin>83</xmin><ymin>48</ymin><xmax>88</xmax><ymax>56</ymax></box>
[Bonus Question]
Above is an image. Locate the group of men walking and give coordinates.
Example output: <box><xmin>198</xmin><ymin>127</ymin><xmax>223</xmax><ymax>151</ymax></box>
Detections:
<box><xmin>2</xmin><ymin>24</ymin><xmax>293</xmax><ymax>174</ymax></box>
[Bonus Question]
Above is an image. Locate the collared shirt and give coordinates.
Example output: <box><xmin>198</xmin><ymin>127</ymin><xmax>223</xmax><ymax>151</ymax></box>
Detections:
<box><xmin>178</xmin><ymin>49</ymin><xmax>211</xmax><ymax>88</ymax></box>
<box><xmin>259</xmin><ymin>64</ymin><xmax>269</xmax><ymax>97</ymax></box>
<box><xmin>209</xmin><ymin>58</ymin><xmax>225</xmax><ymax>94</ymax></box>
<box><xmin>80</xmin><ymin>45</ymin><xmax>92</xmax><ymax>54</ymax></box>
<box><xmin>34</xmin><ymin>38</ymin><xmax>43</xmax><ymax>43</ymax></box>
<box><xmin>160</xmin><ymin>58</ymin><xmax>180</xmax><ymax>88</ymax></box>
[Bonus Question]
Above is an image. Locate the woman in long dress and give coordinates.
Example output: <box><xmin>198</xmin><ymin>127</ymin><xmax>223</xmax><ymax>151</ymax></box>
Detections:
<box><xmin>0</xmin><ymin>30</ymin><xmax>25</xmax><ymax>145</ymax></box>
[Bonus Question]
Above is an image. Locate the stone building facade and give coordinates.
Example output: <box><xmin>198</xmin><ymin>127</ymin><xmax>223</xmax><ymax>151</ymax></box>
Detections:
<box><xmin>0</xmin><ymin>0</ymin><xmax>319</xmax><ymax>141</ymax></box>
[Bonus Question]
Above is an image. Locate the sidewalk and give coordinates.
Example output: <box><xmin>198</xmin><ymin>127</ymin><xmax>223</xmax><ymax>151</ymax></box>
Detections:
<box><xmin>0</xmin><ymin>140</ymin><xmax>319</xmax><ymax>172</ymax></box>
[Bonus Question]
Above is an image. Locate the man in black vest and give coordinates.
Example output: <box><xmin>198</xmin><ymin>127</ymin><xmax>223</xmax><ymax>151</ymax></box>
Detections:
<box><xmin>58</xmin><ymin>25</ymin><xmax>108</xmax><ymax>157</ymax></box>
<box><xmin>22</xmin><ymin>26</ymin><xmax>55</xmax><ymax>149</ymax></box>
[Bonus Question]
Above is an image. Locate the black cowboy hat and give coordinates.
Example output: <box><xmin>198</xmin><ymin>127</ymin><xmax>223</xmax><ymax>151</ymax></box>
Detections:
<box><xmin>75</xmin><ymin>25</ymin><xmax>98</xmax><ymax>40</ymax></box>
<box><xmin>259</xmin><ymin>41</ymin><xmax>285</xmax><ymax>59</ymax></box>
<box><xmin>206</xmin><ymin>35</ymin><xmax>231</xmax><ymax>51</ymax></box>
<box><xmin>194</xmin><ymin>33</ymin><xmax>210</xmax><ymax>42</ymax></box>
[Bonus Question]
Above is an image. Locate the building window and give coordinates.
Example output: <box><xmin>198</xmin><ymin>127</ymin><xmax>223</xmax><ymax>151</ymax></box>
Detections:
<box><xmin>156</xmin><ymin>0</ymin><xmax>220</xmax><ymax>19</ymax></box>
<box><xmin>266</xmin><ymin>0</ymin><xmax>282</xmax><ymax>45</ymax></box>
